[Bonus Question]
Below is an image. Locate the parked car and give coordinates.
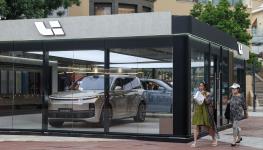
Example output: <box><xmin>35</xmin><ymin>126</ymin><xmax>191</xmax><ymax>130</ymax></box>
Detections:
<box><xmin>140</xmin><ymin>79</ymin><xmax>172</xmax><ymax>113</ymax></box>
<box><xmin>48</xmin><ymin>75</ymin><xmax>146</xmax><ymax>127</ymax></box>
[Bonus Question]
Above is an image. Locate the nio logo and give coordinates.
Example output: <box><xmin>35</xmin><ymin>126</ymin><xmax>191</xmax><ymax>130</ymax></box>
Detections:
<box><xmin>238</xmin><ymin>43</ymin><xmax>244</xmax><ymax>55</ymax></box>
<box><xmin>35</xmin><ymin>21</ymin><xmax>65</xmax><ymax>36</ymax></box>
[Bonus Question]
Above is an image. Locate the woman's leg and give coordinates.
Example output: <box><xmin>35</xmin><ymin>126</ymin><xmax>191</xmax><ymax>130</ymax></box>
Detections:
<box><xmin>192</xmin><ymin>125</ymin><xmax>200</xmax><ymax>147</ymax></box>
<box><xmin>208</xmin><ymin>127</ymin><xmax>216</xmax><ymax>140</ymax></box>
<box><xmin>236</xmin><ymin>121</ymin><xmax>241</xmax><ymax>140</ymax></box>
<box><xmin>232</xmin><ymin>120</ymin><xmax>238</xmax><ymax>145</ymax></box>
<box><xmin>207</xmin><ymin>127</ymin><xmax>217</xmax><ymax>146</ymax></box>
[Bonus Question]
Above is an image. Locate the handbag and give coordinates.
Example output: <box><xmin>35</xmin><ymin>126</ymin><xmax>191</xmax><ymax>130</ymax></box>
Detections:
<box><xmin>194</xmin><ymin>91</ymin><xmax>205</xmax><ymax>105</ymax></box>
<box><xmin>224</xmin><ymin>103</ymin><xmax>230</xmax><ymax>120</ymax></box>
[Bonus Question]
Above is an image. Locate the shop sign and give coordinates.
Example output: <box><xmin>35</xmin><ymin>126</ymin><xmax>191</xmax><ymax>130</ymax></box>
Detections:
<box><xmin>35</xmin><ymin>21</ymin><xmax>65</xmax><ymax>36</ymax></box>
<box><xmin>238</xmin><ymin>43</ymin><xmax>244</xmax><ymax>55</ymax></box>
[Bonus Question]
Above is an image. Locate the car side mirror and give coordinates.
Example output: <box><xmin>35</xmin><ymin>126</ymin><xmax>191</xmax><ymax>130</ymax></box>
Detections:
<box><xmin>114</xmin><ymin>86</ymin><xmax>122</xmax><ymax>91</ymax></box>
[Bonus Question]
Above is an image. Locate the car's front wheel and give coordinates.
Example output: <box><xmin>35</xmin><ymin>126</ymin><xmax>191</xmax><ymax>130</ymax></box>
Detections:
<box><xmin>49</xmin><ymin>120</ymin><xmax>64</xmax><ymax>128</ymax></box>
<box><xmin>134</xmin><ymin>103</ymin><xmax>146</xmax><ymax>122</ymax></box>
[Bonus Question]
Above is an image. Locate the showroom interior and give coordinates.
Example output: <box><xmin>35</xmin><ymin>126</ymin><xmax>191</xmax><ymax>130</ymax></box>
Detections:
<box><xmin>0</xmin><ymin>12</ymin><xmax>249</xmax><ymax>142</ymax></box>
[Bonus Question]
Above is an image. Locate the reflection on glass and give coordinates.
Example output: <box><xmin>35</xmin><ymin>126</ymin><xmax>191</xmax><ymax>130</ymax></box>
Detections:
<box><xmin>0</xmin><ymin>51</ymin><xmax>42</xmax><ymax>129</ymax></box>
<box><xmin>222</xmin><ymin>55</ymin><xmax>229</xmax><ymax>125</ymax></box>
<box><xmin>48</xmin><ymin>50</ymin><xmax>104</xmax><ymax>132</ymax></box>
<box><xmin>191</xmin><ymin>51</ymin><xmax>205</xmax><ymax>134</ymax></box>
<box><xmin>143</xmin><ymin>6</ymin><xmax>151</xmax><ymax>12</ymax></box>
<box><xmin>95</xmin><ymin>3</ymin><xmax>112</xmax><ymax>15</ymax></box>
<box><xmin>109</xmin><ymin>47</ymin><xmax>173</xmax><ymax>135</ymax></box>
<box><xmin>118</xmin><ymin>4</ymin><xmax>137</xmax><ymax>14</ymax></box>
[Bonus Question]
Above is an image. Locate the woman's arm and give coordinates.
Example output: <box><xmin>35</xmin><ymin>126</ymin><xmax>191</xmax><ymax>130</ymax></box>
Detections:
<box><xmin>204</xmin><ymin>92</ymin><xmax>213</xmax><ymax>105</ymax></box>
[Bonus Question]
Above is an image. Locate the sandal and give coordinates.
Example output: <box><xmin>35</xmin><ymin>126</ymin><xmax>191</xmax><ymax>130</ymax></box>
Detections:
<box><xmin>236</xmin><ymin>137</ymin><xmax>242</xmax><ymax>143</ymax></box>
<box><xmin>211</xmin><ymin>140</ymin><xmax>218</xmax><ymax>147</ymax></box>
<box><xmin>191</xmin><ymin>142</ymin><xmax>196</xmax><ymax>148</ymax></box>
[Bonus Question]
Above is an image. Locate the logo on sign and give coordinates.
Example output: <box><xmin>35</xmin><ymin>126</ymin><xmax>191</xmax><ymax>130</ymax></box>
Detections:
<box><xmin>35</xmin><ymin>21</ymin><xmax>65</xmax><ymax>36</ymax></box>
<box><xmin>238</xmin><ymin>44</ymin><xmax>244</xmax><ymax>55</ymax></box>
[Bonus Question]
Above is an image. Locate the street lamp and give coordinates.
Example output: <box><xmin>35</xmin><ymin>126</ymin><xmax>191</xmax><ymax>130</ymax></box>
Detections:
<box><xmin>253</xmin><ymin>58</ymin><xmax>257</xmax><ymax>112</ymax></box>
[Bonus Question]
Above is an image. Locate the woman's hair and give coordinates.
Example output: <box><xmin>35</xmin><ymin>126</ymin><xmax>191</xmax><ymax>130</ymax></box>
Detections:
<box><xmin>199</xmin><ymin>81</ymin><xmax>207</xmax><ymax>91</ymax></box>
<box><xmin>236</xmin><ymin>87</ymin><xmax>241</xmax><ymax>93</ymax></box>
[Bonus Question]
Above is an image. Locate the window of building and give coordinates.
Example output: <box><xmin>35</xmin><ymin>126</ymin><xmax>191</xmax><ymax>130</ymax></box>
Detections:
<box><xmin>143</xmin><ymin>6</ymin><xmax>152</xmax><ymax>12</ymax></box>
<box><xmin>118</xmin><ymin>4</ymin><xmax>137</xmax><ymax>14</ymax></box>
<box><xmin>94</xmin><ymin>3</ymin><xmax>112</xmax><ymax>16</ymax></box>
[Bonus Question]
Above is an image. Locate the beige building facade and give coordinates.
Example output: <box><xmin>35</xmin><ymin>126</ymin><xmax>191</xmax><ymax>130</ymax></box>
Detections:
<box><xmin>68</xmin><ymin>0</ymin><xmax>154</xmax><ymax>16</ymax></box>
<box><xmin>154</xmin><ymin>0</ymin><xmax>194</xmax><ymax>15</ymax></box>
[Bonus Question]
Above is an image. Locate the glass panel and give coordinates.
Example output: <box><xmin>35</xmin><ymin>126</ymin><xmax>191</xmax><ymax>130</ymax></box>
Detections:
<box><xmin>108</xmin><ymin>46</ymin><xmax>173</xmax><ymax>135</ymax></box>
<box><xmin>143</xmin><ymin>6</ymin><xmax>151</xmax><ymax>12</ymax></box>
<box><xmin>12</xmin><ymin>51</ymin><xmax>42</xmax><ymax>129</ymax></box>
<box><xmin>222</xmin><ymin>50</ymin><xmax>229</xmax><ymax>125</ymax></box>
<box><xmin>118</xmin><ymin>4</ymin><xmax>137</xmax><ymax>14</ymax></box>
<box><xmin>210</xmin><ymin>56</ymin><xmax>220</xmax><ymax>127</ymax></box>
<box><xmin>233</xmin><ymin>59</ymin><xmax>245</xmax><ymax>93</ymax></box>
<box><xmin>0</xmin><ymin>51</ymin><xmax>43</xmax><ymax>129</ymax></box>
<box><xmin>190</xmin><ymin>39</ymin><xmax>211</xmax><ymax>134</ymax></box>
<box><xmin>191</xmin><ymin>51</ymin><xmax>205</xmax><ymax>133</ymax></box>
<box><xmin>47</xmin><ymin>50</ymin><xmax>104</xmax><ymax>132</ymax></box>
<box><xmin>95</xmin><ymin>3</ymin><xmax>112</xmax><ymax>15</ymax></box>
<box><xmin>0</xmin><ymin>53</ymin><xmax>13</xmax><ymax>128</ymax></box>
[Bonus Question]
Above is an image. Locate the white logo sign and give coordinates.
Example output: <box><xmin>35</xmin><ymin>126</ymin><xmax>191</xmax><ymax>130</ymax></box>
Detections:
<box><xmin>35</xmin><ymin>21</ymin><xmax>65</xmax><ymax>36</ymax></box>
<box><xmin>238</xmin><ymin>43</ymin><xmax>244</xmax><ymax>55</ymax></box>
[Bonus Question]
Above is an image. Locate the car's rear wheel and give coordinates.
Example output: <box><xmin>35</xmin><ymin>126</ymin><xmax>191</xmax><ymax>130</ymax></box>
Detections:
<box><xmin>99</xmin><ymin>106</ymin><xmax>112</xmax><ymax>127</ymax></box>
<box><xmin>134</xmin><ymin>103</ymin><xmax>146</xmax><ymax>122</ymax></box>
<box><xmin>49</xmin><ymin>120</ymin><xmax>64</xmax><ymax>127</ymax></box>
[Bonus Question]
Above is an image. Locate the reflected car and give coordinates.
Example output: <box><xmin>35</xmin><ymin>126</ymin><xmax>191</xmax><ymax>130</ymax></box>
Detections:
<box><xmin>140</xmin><ymin>79</ymin><xmax>172</xmax><ymax>113</ymax></box>
<box><xmin>48</xmin><ymin>75</ymin><xmax>146</xmax><ymax>127</ymax></box>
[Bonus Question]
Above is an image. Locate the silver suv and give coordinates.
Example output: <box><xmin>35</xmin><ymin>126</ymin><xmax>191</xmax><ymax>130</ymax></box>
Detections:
<box><xmin>48</xmin><ymin>75</ymin><xmax>146</xmax><ymax>127</ymax></box>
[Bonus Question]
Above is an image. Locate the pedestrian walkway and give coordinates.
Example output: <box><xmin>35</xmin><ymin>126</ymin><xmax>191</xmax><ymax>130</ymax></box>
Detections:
<box><xmin>0</xmin><ymin>112</ymin><xmax>262</xmax><ymax>150</ymax></box>
<box><xmin>202</xmin><ymin>112</ymin><xmax>263</xmax><ymax>149</ymax></box>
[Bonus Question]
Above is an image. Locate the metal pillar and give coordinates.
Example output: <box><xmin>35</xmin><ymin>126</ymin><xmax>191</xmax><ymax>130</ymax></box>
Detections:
<box><xmin>42</xmin><ymin>45</ymin><xmax>49</xmax><ymax>132</ymax></box>
<box><xmin>253</xmin><ymin>59</ymin><xmax>256</xmax><ymax>112</ymax></box>
<box><xmin>104</xmin><ymin>48</ymin><xmax>110</xmax><ymax>133</ymax></box>
<box><xmin>173</xmin><ymin>35</ymin><xmax>191</xmax><ymax>137</ymax></box>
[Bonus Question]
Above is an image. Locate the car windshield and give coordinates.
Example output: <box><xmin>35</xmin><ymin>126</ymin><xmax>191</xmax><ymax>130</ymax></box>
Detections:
<box><xmin>71</xmin><ymin>76</ymin><xmax>112</xmax><ymax>91</ymax></box>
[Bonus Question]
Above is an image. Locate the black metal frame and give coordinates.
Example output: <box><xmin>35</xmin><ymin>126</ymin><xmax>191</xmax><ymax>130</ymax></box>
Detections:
<box><xmin>0</xmin><ymin>16</ymin><xmax>244</xmax><ymax>142</ymax></box>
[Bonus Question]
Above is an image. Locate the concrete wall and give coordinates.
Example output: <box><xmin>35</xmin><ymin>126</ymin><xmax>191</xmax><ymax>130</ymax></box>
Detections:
<box><xmin>0</xmin><ymin>12</ymin><xmax>172</xmax><ymax>42</ymax></box>
<box><xmin>154</xmin><ymin>0</ymin><xmax>194</xmax><ymax>15</ymax></box>
<box><xmin>251</xmin><ymin>11</ymin><xmax>263</xmax><ymax>54</ymax></box>
<box><xmin>252</xmin><ymin>0</ymin><xmax>263</xmax><ymax>11</ymax></box>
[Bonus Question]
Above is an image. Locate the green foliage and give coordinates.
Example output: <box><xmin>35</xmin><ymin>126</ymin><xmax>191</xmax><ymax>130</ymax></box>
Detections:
<box><xmin>191</xmin><ymin>0</ymin><xmax>251</xmax><ymax>45</ymax></box>
<box><xmin>247</xmin><ymin>52</ymin><xmax>262</xmax><ymax>72</ymax></box>
<box><xmin>0</xmin><ymin>0</ymin><xmax>8</xmax><ymax>17</ymax></box>
<box><xmin>190</xmin><ymin>3</ymin><xmax>203</xmax><ymax>19</ymax></box>
<box><xmin>0</xmin><ymin>0</ymin><xmax>80</xmax><ymax>19</ymax></box>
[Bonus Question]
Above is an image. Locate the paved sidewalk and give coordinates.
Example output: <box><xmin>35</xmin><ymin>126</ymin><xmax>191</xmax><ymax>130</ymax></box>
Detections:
<box><xmin>202</xmin><ymin>112</ymin><xmax>263</xmax><ymax>149</ymax></box>
<box><xmin>0</xmin><ymin>112</ymin><xmax>262</xmax><ymax>150</ymax></box>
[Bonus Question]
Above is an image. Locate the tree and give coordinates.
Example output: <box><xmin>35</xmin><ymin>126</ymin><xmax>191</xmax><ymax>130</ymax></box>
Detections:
<box><xmin>191</xmin><ymin>0</ymin><xmax>251</xmax><ymax>45</ymax></box>
<box><xmin>0</xmin><ymin>0</ymin><xmax>80</xmax><ymax>19</ymax></box>
<box><xmin>0</xmin><ymin>0</ymin><xmax>8</xmax><ymax>18</ymax></box>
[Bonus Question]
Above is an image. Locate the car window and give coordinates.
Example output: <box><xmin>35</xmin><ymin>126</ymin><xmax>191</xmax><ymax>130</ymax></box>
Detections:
<box><xmin>113</xmin><ymin>78</ymin><xmax>122</xmax><ymax>90</ymax></box>
<box><xmin>142</xmin><ymin>80</ymin><xmax>165</xmax><ymax>91</ymax></box>
<box><xmin>113</xmin><ymin>77</ymin><xmax>141</xmax><ymax>91</ymax></box>
<box><xmin>75</xmin><ymin>76</ymin><xmax>113</xmax><ymax>90</ymax></box>
<box><xmin>148</xmin><ymin>81</ymin><xmax>159</xmax><ymax>90</ymax></box>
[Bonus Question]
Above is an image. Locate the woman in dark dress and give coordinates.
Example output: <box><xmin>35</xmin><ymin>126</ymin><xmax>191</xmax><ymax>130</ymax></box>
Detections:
<box><xmin>229</xmin><ymin>83</ymin><xmax>248</xmax><ymax>146</ymax></box>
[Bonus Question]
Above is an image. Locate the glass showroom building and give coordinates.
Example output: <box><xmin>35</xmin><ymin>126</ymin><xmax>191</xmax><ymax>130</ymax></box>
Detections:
<box><xmin>0</xmin><ymin>12</ymin><xmax>249</xmax><ymax>142</ymax></box>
